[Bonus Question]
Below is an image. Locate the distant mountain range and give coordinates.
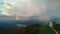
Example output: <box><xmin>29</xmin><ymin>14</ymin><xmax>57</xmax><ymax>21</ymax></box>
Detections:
<box><xmin>0</xmin><ymin>20</ymin><xmax>60</xmax><ymax>34</ymax></box>
<box><xmin>0</xmin><ymin>20</ymin><xmax>48</xmax><ymax>28</ymax></box>
<box><xmin>0</xmin><ymin>20</ymin><xmax>48</xmax><ymax>34</ymax></box>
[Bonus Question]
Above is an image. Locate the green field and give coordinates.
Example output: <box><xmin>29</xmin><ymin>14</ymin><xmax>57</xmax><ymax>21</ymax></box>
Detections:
<box><xmin>26</xmin><ymin>25</ymin><xmax>60</xmax><ymax>34</ymax></box>
<box><xmin>38</xmin><ymin>26</ymin><xmax>60</xmax><ymax>34</ymax></box>
<box><xmin>12</xmin><ymin>24</ymin><xmax>60</xmax><ymax>34</ymax></box>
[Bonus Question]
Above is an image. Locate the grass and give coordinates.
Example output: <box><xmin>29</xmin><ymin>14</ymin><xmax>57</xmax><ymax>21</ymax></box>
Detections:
<box><xmin>12</xmin><ymin>24</ymin><xmax>60</xmax><ymax>34</ymax></box>
<box><xmin>39</xmin><ymin>26</ymin><xmax>55</xmax><ymax>34</ymax></box>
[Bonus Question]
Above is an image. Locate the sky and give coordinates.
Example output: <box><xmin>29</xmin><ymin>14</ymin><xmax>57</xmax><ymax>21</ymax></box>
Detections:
<box><xmin>0</xmin><ymin>0</ymin><xmax>60</xmax><ymax>20</ymax></box>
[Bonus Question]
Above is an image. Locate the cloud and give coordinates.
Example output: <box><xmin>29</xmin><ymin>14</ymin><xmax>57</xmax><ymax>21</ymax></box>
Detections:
<box><xmin>0</xmin><ymin>0</ymin><xmax>60</xmax><ymax>20</ymax></box>
<box><xmin>16</xmin><ymin>24</ymin><xmax>26</xmax><ymax>27</ymax></box>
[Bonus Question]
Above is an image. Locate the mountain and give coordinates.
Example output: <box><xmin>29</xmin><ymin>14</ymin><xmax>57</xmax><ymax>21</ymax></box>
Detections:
<box><xmin>0</xmin><ymin>20</ymin><xmax>48</xmax><ymax>28</ymax></box>
<box><xmin>0</xmin><ymin>20</ymin><xmax>49</xmax><ymax>34</ymax></box>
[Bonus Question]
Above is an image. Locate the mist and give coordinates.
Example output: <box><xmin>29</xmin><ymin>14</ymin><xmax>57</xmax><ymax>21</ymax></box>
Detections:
<box><xmin>0</xmin><ymin>0</ymin><xmax>60</xmax><ymax>21</ymax></box>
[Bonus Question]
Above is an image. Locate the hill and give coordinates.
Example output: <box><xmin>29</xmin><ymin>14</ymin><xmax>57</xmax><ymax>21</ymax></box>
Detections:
<box><xmin>12</xmin><ymin>24</ymin><xmax>55</xmax><ymax>34</ymax></box>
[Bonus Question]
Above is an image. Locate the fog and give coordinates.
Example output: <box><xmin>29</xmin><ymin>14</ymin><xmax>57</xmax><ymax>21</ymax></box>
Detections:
<box><xmin>0</xmin><ymin>0</ymin><xmax>60</xmax><ymax>21</ymax></box>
